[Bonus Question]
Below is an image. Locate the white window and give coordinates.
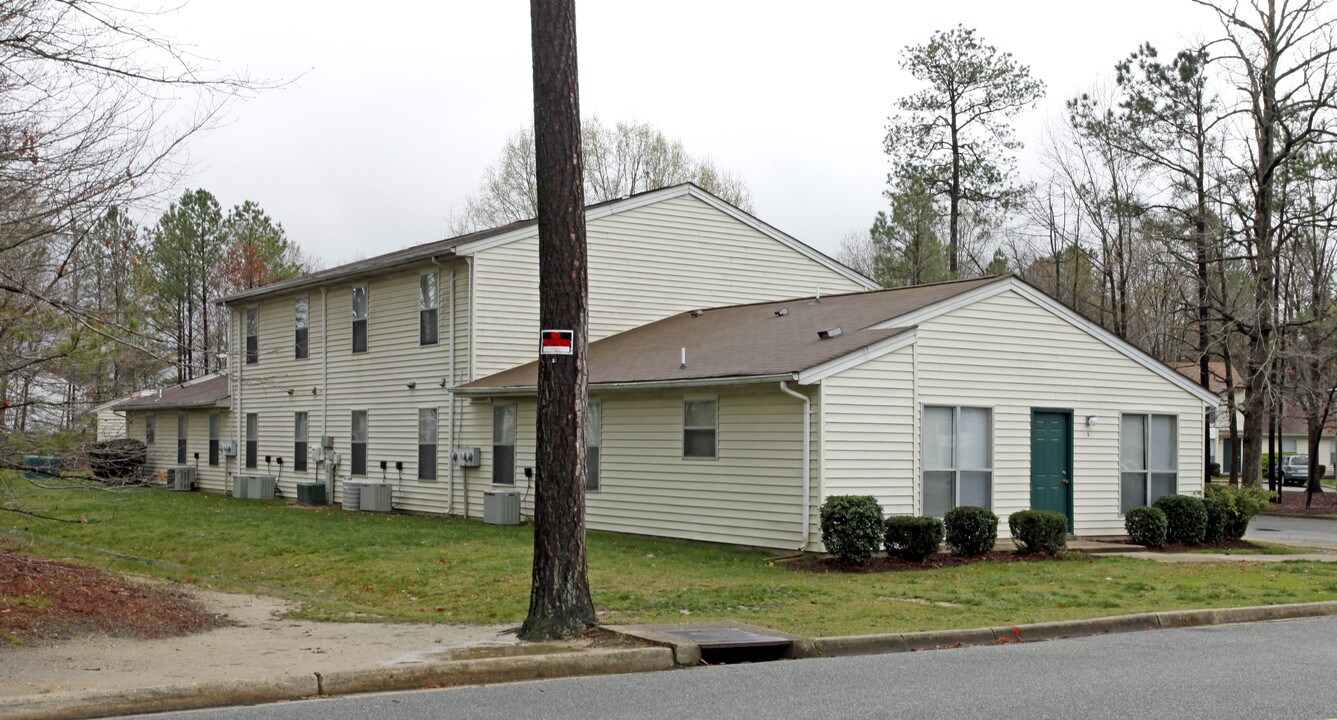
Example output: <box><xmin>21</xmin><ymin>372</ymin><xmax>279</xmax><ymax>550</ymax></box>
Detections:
<box><xmin>418</xmin><ymin>408</ymin><xmax>437</xmax><ymax>480</ymax></box>
<box><xmin>351</xmin><ymin>410</ymin><xmax>368</xmax><ymax>476</ymax></box>
<box><xmin>922</xmin><ymin>406</ymin><xmax>993</xmax><ymax>517</ymax></box>
<box><xmin>245</xmin><ymin>308</ymin><xmax>259</xmax><ymax>364</ymax></box>
<box><xmin>351</xmin><ymin>286</ymin><xmax>368</xmax><ymax>353</ymax></box>
<box><xmin>295</xmin><ymin>297</ymin><xmax>309</xmax><ymax>359</ymax></box>
<box><xmin>683</xmin><ymin>399</ymin><xmax>717</xmax><ymax>458</ymax></box>
<box><xmin>245</xmin><ymin>413</ymin><xmax>258</xmax><ymax>469</ymax></box>
<box><xmin>146</xmin><ymin>414</ymin><xmax>156</xmax><ymax>445</ymax></box>
<box><xmin>587</xmin><ymin>400</ymin><xmax>601</xmax><ymax>491</ymax></box>
<box><xmin>419</xmin><ymin>272</ymin><xmax>439</xmax><ymax>346</ymax></box>
<box><xmin>493</xmin><ymin>404</ymin><xmax>516</xmax><ymax>485</ymax></box>
<box><xmin>1120</xmin><ymin>414</ymin><xmax>1177</xmax><ymax>513</ymax></box>
<box><xmin>177</xmin><ymin>413</ymin><xmax>188</xmax><ymax>464</ymax></box>
<box><xmin>294</xmin><ymin>412</ymin><xmax>309</xmax><ymax>472</ymax></box>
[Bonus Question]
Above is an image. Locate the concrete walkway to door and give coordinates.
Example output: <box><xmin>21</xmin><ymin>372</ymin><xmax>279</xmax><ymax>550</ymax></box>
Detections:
<box><xmin>1069</xmin><ymin>537</ymin><xmax>1337</xmax><ymax>564</ymax></box>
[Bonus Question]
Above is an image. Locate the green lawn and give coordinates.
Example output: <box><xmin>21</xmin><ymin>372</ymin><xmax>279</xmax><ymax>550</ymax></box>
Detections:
<box><xmin>4</xmin><ymin>475</ymin><xmax>1337</xmax><ymax>637</ymax></box>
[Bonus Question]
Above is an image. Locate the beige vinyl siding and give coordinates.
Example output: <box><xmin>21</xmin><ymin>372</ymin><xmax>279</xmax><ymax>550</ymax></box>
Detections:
<box><xmin>452</xmin><ymin>384</ymin><xmax>813</xmax><ymax>549</ymax></box>
<box><xmin>95</xmin><ymin>409</ymin><xmax>126</xmax><ymax>440</ymax></box>
<box><xmin>909</xmin><ymin>289</ymin><xmax>1205</xmax><ymax>535</ymax></box>
<box><xmin>471</xmin><ymin>194</ymin><xmax>868</xmax><ymax>377</ymax></box>
<box><xmin>820</xmin><ymin>347</ymin><xmax>916</xmax><ymax>518</ymax></box>
<box><xmin>229</xmin><ymin>259</ymin><xmax>468</xmax><ymax>509</ymax></box>
<box><xmin>122</xmin><ymin>408</ymin><xmax>230</xmax><ymax>491</ymax></box>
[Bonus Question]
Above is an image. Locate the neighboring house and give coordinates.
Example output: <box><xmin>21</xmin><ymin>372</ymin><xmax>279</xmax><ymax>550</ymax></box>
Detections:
<box><xmin>460</xmin><ymin>275</ymin><xmax>1217</xmax><ymax>549</ymax></box>
<box><xmin>116</xmin><ymin>375</ymin><xmax>232</xmax><ymax>488</ymax></box>
<box><xmin>208</xmin><ymin>183</ymin><xmax>873</xmax><ymax>518</ymax></box>
<box><xmin>92</xmin><ymin>398</ymin><xmax>128</xmax><ymax>441</ymax></box>
<box><xmin>1170</xmin><ymin>361</ymin><xmax>1336</xmax><ymax>476</ymax></box>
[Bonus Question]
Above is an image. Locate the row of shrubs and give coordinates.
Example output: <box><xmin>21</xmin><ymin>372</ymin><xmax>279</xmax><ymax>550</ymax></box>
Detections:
<box><xmin>819</xmin><ymin>496</ymin><xmax>1069</xmax><ymax>565</ymax></box>
<box><xmin>1123</xmin><ymin>484</ymin><xmax>1274</xmax><ymax>547</ymax></box>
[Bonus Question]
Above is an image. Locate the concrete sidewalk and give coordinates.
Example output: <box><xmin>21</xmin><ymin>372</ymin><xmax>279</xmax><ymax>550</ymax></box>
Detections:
<box><xmin>1069</xmin><ymin>537</ymin><xmax>1337</xmax><ymax>563</ymax></box>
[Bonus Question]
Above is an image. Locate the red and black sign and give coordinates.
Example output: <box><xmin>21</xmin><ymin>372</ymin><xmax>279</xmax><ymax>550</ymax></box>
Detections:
<box><xmin>540</xmin><ymin>329</ymin><xmax>574</xmax><ymax>355</ymax></box>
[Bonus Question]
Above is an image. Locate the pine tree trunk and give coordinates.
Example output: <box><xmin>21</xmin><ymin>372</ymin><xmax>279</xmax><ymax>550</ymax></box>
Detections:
<box><xmin>518</xmin><ymin>0</ymin><xmax>596</xmax><ymax>642</ymax></box>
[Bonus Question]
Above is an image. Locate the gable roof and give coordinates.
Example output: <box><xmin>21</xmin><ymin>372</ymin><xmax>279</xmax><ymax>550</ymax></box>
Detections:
<box><xmin>219</xmin><ymin>183</ymin><xmax>876</xmax><ymax>305</ymax></box>
<box><xmin>113</xmin><ymin>374</ymin><xmax>230</xmax><ymax>412</ymax></box>
<box><xmin>458</xmin><ymin>275</ymin><xmax>1220</xmax><ymax>407</ymax></box>
<box><xmin>457</xmin><ymin>276</ymin><xmax>1001</xmax><ymax>394</ymax></box>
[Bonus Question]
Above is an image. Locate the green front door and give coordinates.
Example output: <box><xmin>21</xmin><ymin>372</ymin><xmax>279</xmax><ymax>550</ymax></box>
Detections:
<box><xmin>1031</xmin><ymin>410</ymin><xmax>1072</xmax><ymax>527</ymax></box>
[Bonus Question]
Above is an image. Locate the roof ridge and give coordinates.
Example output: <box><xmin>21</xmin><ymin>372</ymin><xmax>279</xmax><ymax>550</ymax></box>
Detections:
<box><xmin>672</xmin><ymin>273</ymin><xmax>1010</xmax><ymax>316</ymax></box>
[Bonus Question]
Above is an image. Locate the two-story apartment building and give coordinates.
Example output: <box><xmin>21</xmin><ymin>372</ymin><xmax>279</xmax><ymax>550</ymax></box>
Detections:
<box><xmin>120</xmin><ymin>184</ymin><xmax>1217</xmax><ymax>550</ymax></box>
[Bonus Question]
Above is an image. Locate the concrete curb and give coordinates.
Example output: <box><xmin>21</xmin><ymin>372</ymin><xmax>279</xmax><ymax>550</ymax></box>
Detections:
<box><xmin>0</xmin><ymin>647</ymin><xmax>674</xmax><ymax>720</ymax></box>
<box><xmin>797</xmin><ymin>600</ymin><xmax>1337</xmax><ymax>659</ymax></box>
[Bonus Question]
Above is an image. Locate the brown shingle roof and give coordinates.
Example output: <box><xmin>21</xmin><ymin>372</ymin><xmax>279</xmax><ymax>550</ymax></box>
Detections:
<box><xmin>458</xmin><ymin>276</ymin><xmax>1006</xmax><ymax>392</ymax></box>
<box><xmin>114</xmin><ymin>375</ymin><xmax>229</xmax><ymax>411</ymax></box>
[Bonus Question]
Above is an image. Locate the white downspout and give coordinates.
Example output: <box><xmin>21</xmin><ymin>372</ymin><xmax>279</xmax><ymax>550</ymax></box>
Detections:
<box><xmin>464</xmin><ymin>255</ymin><xmax>475</xmax><ymax>519</ymax></box>
<box><xmin>439</xmin><ymin>259</ymin><xmax>456</xmax><ymax>515</ymax></box>
<box><xmin>779</xmin><ymin>381</ymin><xmax>811</xmax><ymax>550</ymax></box>
<box><xmin>234</xmin><ymin>306</ymin><xmax>243</xmax><ymax>492</ymax></box>
<box><xmin>321</xmin><ymin>287</ymin><xmax>331</xmax><ymax>501</ymax></box>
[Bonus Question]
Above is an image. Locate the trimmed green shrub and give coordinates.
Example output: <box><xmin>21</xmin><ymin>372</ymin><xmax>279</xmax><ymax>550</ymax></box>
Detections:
<box><xmin>1208</xmin><ymin>462</ymin><xmax>1222</xmax><ymax>478</ymax></box>
<box><xmin>819</xmin><ymin>495</ymin><xmax>885</xmax><ymax>565</ymax></box>
<box><xmin>1153</xmin><ymin>494</ymin><xmax>1208</xmax><ymax>545</ymax></box>
<box><xmin>1124</xmin><ymin>506</ymin><xmax>1168</xmax><ymax>548</ymax></box>
<box><xmin>1008</xmin><ymin>510</ymin><xmax>1068</xmax><ymax>555</ymax></box>
<box><xmin>1202</xmin><ymin>492</ymin><xmax>1229</xmax><ymax>543</ymax></box>
<box><xmin>1204</xmin><ymin>484</ymin><xmax>1275</xmax><ymax>540</ymax></box>
<box><xmin>943</xmin><ymin>506</ymin><xmax>998</xmax><ymax>556</ymax></box>
<box><xmin>88</xmin><ymin>438</ymin><xmax>147</xmax><ymax>479</ymax></box>
<box><xmin>884</xmin><ymin>516</ymin><xmax>944</xmax><ymax>563</ymax></box>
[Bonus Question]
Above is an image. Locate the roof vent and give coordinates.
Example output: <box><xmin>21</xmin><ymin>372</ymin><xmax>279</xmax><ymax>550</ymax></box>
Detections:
<box><xmin>774</xmin><ymin>307</ymin><xmax>788</xmax><ymax>317</ymax></box>
<box><xmin>818</xmin><ymin>327</ymin><xmax>843</xmax><ymax>340</ymax></box>
<box><xmin>690</xmin><ymin>309</ymin><xmax>704</xmax><ymax>318</ymax></box>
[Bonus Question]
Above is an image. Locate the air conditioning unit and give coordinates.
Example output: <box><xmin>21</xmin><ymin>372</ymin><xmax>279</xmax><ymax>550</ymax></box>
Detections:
<box><xmin>220</xmin><ymin>441</ymin><xmax>238</xmax><ymax>457</ymax></box>
<box><xmin>342</xmin><ymin>480</ymin><xmax>364</xmax><ymax>511</ymax></box>
<box><xmin>361</xmin><ymin>483</ymin><xmax>393</xmax><ymax>513</ymax></box>
<box><xmin>483</xmin><ymin>490</ymin><xmax>520</xmax><ymax>525</ymax></box>
<box><xmin>167</xmin><ymin>466</ymin><xmax>196</xmax><ymax>491</ymax></box>
<box><xmin>246</xmin><ymin>475</ymin><xmax>277</xmax><ymax>500</ymax></box>
<box><xmin>296</xmin><ymin>482</ymin><xmax>326</xmax><ymax>506</ymax></box>
<box><xmin>452</xmin><ymin>447</ymin><xmax>482</xmax><ymax>468</ymax></box>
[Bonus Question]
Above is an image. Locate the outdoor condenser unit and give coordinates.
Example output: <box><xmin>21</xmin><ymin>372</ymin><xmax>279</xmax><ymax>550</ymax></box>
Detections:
<box><xmin>167</xmin><ymin>466</ymin><xmax>196</xmax><ymax>491</ymax></box>
<box><xmin>342</xmin><ymin>480</ymin><xmax>363</xmax><ymax>511</ymax></box>
<box><xmin>360</xmin><ymin>483</ymin><xmax>393</xmax><ymax>513</ymax></box>
<box><xmin>483</xmin><ymin>490</ymin><xmax>520</xmax><ymax>525</ymax></box>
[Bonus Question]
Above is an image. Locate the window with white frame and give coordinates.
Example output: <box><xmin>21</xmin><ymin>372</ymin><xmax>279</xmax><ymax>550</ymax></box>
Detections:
<box><xmin>146</xmin><ymin>414</ymin><xmax>156</xmax><ymax>445</ymax></box>
<box><xmin>492</xmin><ymin>404</ymin><xmax>516</xmax><ymax>485</ymax></box>
<box><xmin>177</xmin><ymin>413</ymin><xmax>188</xmax><ymax>464</ymax></box>
<box><xmin>418</xmin><ymin>408</ymin><xmax>437</xmax><ymax>480</ymax></box>
<box><xmin>351</xmin><ymin>286</ymin><xmax>368</xmax><ymax>353</ymax></box>
<box><xmin>922</xmin><ymin>406</ymin><xmax>993</xmax><ymax>517</ymax></box>
<box><xmin>419</xmin><ymin>272</ymin><xmax>439</xmax><ymax>346</ymax></box>
<box><xmin>208</xmin><ymin>413</ymin><xmax>220</xmax><ymax>466</ymax></box>
<box><xmin>294</xmin><ymin>412</ymin><xmax>309</xmax><ymax>472</ymax></box>
<box><xmin>1120</xmin><ymin>414</ymin><xmax>1177</xmax><ymax>513</ymax></box>
<box><xmin>351</xmin><ymin>410</ymin><xmax>368</xmax><ymax>475</ymax></box>
<box><xmin>683</xmin><ymin>399</ymin><xmax>717</xmax><ymax>458</ymax></box>
<box><xmin>246</xmin><ymin>308</ymin><xmax>259</xmax><ymax>364</ymax></box>
<box><xmin>587</xmin><ymin>400</ymin><xmax>602</xmax><ymax>491</ymax></box>
<box><xmin>245</xmin><ymin>413</ymin><xmax>258</xmax><ymax>469</ymax></box>
<box><xmin>295</xmin><ymin>297</ymin><xmax>309</xmax><ymax>359</ymax></box>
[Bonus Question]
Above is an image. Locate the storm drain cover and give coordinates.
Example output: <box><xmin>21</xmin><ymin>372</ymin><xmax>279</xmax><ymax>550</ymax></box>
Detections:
<box><xmin>660</xmin><ymin>627</ymin><xmax>792</xmax><ymax>649</ymax></box>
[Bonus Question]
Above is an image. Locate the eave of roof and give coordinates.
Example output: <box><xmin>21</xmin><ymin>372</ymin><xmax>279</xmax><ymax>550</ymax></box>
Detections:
<box><xmin>114</xmin><ymin>375</ymin><xmax>230</xmax><ymax>412</ymax></box>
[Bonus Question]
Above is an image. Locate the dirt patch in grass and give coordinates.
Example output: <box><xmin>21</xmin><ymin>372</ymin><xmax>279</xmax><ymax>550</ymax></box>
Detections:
<box><xmin>797</xmin><ymin>550</ymin><xmax>1089</xmax><ymax>574</ymax></box>
<box><xmin>0</xmin><ymin>547</ymin><xmax>223</xmax><ymax>645</ymax></box>
<box><xmin>1264</xmin><ymin>489</ymin><xmax>1337</xmax><ymax>517</ymax></box>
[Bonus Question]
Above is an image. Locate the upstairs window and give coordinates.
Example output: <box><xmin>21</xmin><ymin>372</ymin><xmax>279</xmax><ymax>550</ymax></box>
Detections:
<box><xmin>1120</xmin><ymin>414</ymin><xmax>1177</xmax><ymax>514</ymax></box>
<box><xmin>351</xmin><ymin>410</ymin><xmax>368</xmax><ymax>475</ymax></box>
<box><xmin>420</xmin><ymin>272</ymin><xmax>439</xmax><ymax>346</ymax></box>
<box><xmin>419</xmin><ymin>408</ymin><xmax>438</xmax><ymax>480</ymax></box>
<box><xmin>208</xmin><ymin>413</ymin><xmax>220</xmax><ymax>466</ymax></box>
<box><xmin>493</xmin><ymin>404</ymin><xmax>516</xmax><ymax>485</ymax></box>
<box><xmin>683</xmin><ymin>399</ymin><xmax>717</xmax><ymax>458</ymax></box>
<box><xmin>587</xmin><ymin>400</ymin><xmax>602</xmax><ymax>491</ymax></box>
<box><xmin>177</xmin><ymin>413</ymin><xmax>188</xmax><ymax>464</ymax></box>
<box><xmin>295</xmin><ymin>297</ymin><xmax>309</xmax><ymax>359</ymax></box>
<box><xmin>351</xmin><ymin>286</ymin><xmax>368</xmax><ymax>353</ymax></box>
<box><xmin>922</xmin><ymin>406</ymin><xmax>993</xmax><ymax>517</ymax></box>
<box><xmin>294</xmin><ymin>412</ymin><xmax>309</xmax><ymax>473</ymax></box>
<box><xmin>246</xmin><ymin>308</ymin><xmax>259</xmax><ymax>364</ymax></box>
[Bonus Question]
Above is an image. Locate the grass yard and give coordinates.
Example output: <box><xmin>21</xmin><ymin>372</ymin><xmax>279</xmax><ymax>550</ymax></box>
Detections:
<box><xmin>4</xmin><ymin>475</ymin><xmax>1337</xmax><ymax>638</ymax></box>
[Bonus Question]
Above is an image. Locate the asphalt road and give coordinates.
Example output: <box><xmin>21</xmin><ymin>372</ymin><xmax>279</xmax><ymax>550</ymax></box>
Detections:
<box><xmin>136</xmin><ymin>616</ymin><xmax>1337</xmax><ymax>720</ymax></box>
<box><xmin>1249</xmin><ymin>514</ymin><xmax>1337</xmax><ymax>545</ymax></box>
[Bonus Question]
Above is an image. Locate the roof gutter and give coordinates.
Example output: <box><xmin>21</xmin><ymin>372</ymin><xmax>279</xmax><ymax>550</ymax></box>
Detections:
<box><xmin>453</xmin><ymin>373</ymin><xmax>799</xmax><ymax>398</ymax></box>
<box><xmin>217</xmin><ymin>249</ymin><xmax>461</xmax><ymax>306</ymax></box>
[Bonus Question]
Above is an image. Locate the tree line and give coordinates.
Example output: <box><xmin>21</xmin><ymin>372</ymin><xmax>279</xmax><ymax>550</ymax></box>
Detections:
<box><xmin>840</xmin><ymin>3</ymin><xmax>1337</xmax><ymax>493</ymax></box>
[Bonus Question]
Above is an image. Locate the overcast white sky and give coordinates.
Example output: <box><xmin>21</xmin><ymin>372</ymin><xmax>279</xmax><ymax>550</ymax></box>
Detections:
<box><xmin>153</xmin><ymin>1</ymin><xmax>1215</xmax><ymax>265</ymax></box>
